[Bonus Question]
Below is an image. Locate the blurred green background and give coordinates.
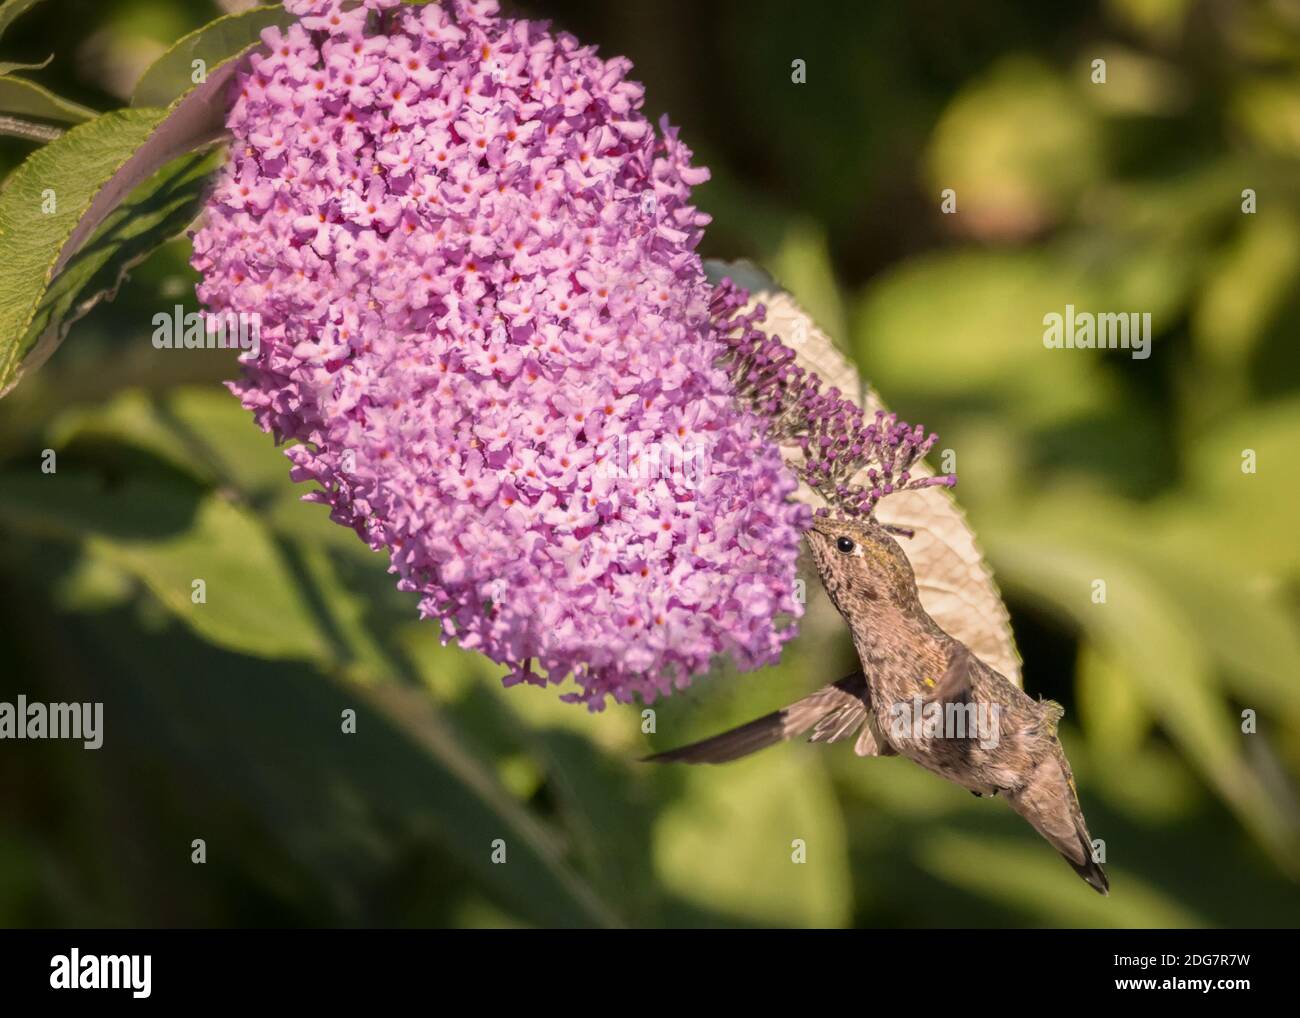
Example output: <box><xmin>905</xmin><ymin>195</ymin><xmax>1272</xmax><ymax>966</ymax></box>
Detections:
<box><xmin>1</xmin><ymin>0</ymin><xmax>1298</xmax><ymax>927</ymax></box>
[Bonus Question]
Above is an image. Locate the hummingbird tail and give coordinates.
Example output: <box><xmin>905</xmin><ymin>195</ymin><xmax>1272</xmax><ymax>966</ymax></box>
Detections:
<box><xmin>642</xmin><ymin>672</ymin><xmax>875</xmax><ymax>765</ymax></box>
<box><xmin>1006</xmin><ymin>749</ymin><xmax>1109</xmax><ymax>896</ymax></box>
<box><xmin>1069</xmin><ymin>844</ymin><xmax>1111</xmax><ymax>896</ymax></box>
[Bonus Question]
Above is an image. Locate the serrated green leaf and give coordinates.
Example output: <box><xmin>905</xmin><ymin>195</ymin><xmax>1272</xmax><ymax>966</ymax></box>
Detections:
<box><xmin>0</xmin><ymin>42</ymin><xmax>246</xmax><ymax>396</ymax></box>
<box><xmin>0</xmin><ymin>109</ymin><xmax>162</xmax><ymax>366</ymax></box>
<box><xmin>131</xmin><ymin>5</ymin><xmax>291</xmax><ymax>109</ymax></box>
<box><xmin>1</xmin><ymin>110</ymin><xmax>170</xmax><ymax>391</ymax></box>
<box><xmin>19</xmin><ymin>150</ymin><xmax>217</xmax><ymax>378</ymax></box>
<box><xmin>0</xmin><ymin>75</ymin><xmax>95</xmax><ymax>123</ymax></box>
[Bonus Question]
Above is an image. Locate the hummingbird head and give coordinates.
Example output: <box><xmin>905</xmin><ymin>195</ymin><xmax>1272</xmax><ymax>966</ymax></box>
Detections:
<box><xmin>805</xmin><ymin>516</ymin><xmax>922</xmax><ymax>625</ymax></box>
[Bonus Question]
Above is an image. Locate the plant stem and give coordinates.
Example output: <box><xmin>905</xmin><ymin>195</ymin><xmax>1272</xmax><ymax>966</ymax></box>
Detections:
<box><xmin>0</xmin><ymin>115</ymin><xmax>63</xmax><ymax>143</ymax></box>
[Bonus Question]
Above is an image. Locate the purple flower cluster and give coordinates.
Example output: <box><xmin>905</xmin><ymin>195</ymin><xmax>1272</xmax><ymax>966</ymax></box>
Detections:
<box><xmin>192</xmin><ymin>0</ymin><xmax>809</xmax><ymax>707</ymax></box>
<box><xmin>711</xmin><ymin>281</ymin><xmax>957</xmax><ymax>518</ymax></box>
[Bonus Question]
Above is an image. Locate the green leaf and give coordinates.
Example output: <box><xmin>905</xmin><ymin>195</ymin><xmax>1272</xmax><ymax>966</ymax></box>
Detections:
<box><xmin>1193</xmin><ymin>211</ymin><xmax>1300</xmax><ymax>365</ymax></box>
<box><xmin>0</xmin><ymin>469</ymin><xmax>331</xmax><ymax>661</ymax></box>
<box><xmin>981</xmin><ymin>516</ymin><xmax>1299</xmax><ymax>872</ymax></box>
<box><xmin>0</xmin><ymin>110</ymin><xmax>157</xmax><ymax>366</ymax></box>
<box><xmin>21</xmin><ymin>150</ymin><xmax>217</xmax><ymax>380</ymax></box>
<box><xmin>0</xmin><ymin>0</ymin><xmax>45</xmax><ymax>43</ymax></box>
<box><xmin>0</xmin><ymin>51</ymin><xmax>92</xmax><ymax>129</ymax></box>
<box><xmin>852</xmin><ymin>249</ymin><xmax>1111</xmax><ymax>423</ymax></box>
<box><xmin>46</xmin><ymin>388</ymin><xmax>422</xmax><ymax>666</ymax></box>
<box><xmin>4</xmin><ymin>547</ymin><xmax>616</xmax><ymax>928</ymax></box>
<box><xmin>0</xmin><ymin>75</ymin><xmax>96</xmax><ymax>123</ymax></box>
<box><xmin>652</xmin><ymin>747</ymin><xmax>851</xmax><ymax>926</ymax></box>
<box><xmin>919</xmin><ymin>831</ymin><xmax>1205</xmax><ymax>927</ymax></box>
<box><xmin>768</xmin><ymin>220</ymin><xmax>848</xmax><ymax>345</ymax></box>
<box><xmin>131</xmin><ymin>5</ymin><xmax>291</xmax><ymax>109</ymax></box>
<box><xmin>1</xmin><ymin>110</ymin><xmax>173</xmax><ymax>390</ymax></box>
<box><xmin>0</xmin><ymin>420</ymin><xmax>620</xmax><ymax>927</ymax></box>
<box><xmin>1125</xmin><ymin>531</ymin><xmax>1300</xmax><ymax>725</ymax></box>
<box><xmin>1075</xmin><ymin>641</ymin><xmax>1151</xmax><ymax>757</ymax></box>
<box><xmin>53</xmin><ymin>386</ymin><xmax>286</xmax><ymax>499</ymax></box>
<box><xmin>359</xmin><ymin>680</ymin><xmax>619</xmax><ymax>926</ymax></box>
<box><xmin>1184</xmin><ymin>396</ymin><xmax>1300</xmax><ymax>572</ymax></box>
<box><xmin>925</xmin><ymin>56</ymin><xmax>1102</xmax><ymax>238</ymax></box>
<box><xmin>0</xmin><ymin>42</ymin><xmax>245</xmax><ymax>396</ymax></box>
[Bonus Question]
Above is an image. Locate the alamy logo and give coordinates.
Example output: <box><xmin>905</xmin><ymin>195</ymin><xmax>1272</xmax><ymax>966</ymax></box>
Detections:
<box><xmin>50</xmin><ymin>949</ymin><xmax>151</xmax><ymax>998</ymax></box>
<box><xmin>1043</xmin><ymin>304</ymin><xmax>1151</xmax><ymax>360</ymax></box>
<box><xmin>888</xmin><ymin>696</ymin><xmax>1002</xmax><ymax>749</ymax></box>
<box><xmin>152</xmin><ymin>306</ymin><xmax>261</xmax><ymax>357</ymax></box>
<box><xmin>598</xmin><ymin>433</ymin><xmax>710</xmax><ymax>489</ymax></box>
<box><xmin>0</xmin><ymin>696</ymin><xmax>102</xmax><ymax>749</ymax></box>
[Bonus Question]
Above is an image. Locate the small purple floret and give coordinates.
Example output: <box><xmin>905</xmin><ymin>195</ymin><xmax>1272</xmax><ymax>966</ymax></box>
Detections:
<box><xmin>710</xmin><ymin>280</ymin><xmax>957</xmax><ymax>518</ymax></box>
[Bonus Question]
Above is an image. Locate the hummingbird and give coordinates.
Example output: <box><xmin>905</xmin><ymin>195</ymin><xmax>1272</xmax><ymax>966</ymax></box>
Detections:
<box><xmin>647</xmin><ymin>515</ymin><xmax>1109</xmax><ymax>895</ymax></box>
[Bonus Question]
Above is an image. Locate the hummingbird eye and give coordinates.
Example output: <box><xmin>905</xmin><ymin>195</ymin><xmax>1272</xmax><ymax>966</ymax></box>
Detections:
<box><xmin>835</xmin><ymin>536</ymin><xmax>855</xmax><ymax>554</ymax></box>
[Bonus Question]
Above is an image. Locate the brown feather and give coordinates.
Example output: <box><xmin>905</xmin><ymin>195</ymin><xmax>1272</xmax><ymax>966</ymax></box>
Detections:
<box><xmin>644</xmin><ymin>672</ymin><xmax>881</xmax><ymax>764</ymax></box>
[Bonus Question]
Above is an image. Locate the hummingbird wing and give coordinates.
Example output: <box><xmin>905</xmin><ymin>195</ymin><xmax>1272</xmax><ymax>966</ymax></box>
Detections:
<box><xmin>643</xmin><ymin>672</ymin><xmax>890</xmax><ymax>764</ymax></box>
<box><xmin>807</xmin><ymin>688</ymin><xmax>892</xmax><ymax>756</ymax></box>
<box><xmin>925</xmin><ymin>643</ymin><xmax>976</xmax><ymax>706</ymax></box>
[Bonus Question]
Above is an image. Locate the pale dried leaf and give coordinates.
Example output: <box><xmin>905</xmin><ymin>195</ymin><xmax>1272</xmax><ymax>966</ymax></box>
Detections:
<box><xmin>709</xmin><ymin>262</ymin><xmax>1022</xmax><ymax>686</ymax></box>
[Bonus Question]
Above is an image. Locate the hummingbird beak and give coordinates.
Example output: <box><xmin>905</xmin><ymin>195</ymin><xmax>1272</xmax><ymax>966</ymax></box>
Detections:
<box><xmin>804</xmin><ymin>524</ymin><xmax>834</xmax><ymax>564</ymax></box>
